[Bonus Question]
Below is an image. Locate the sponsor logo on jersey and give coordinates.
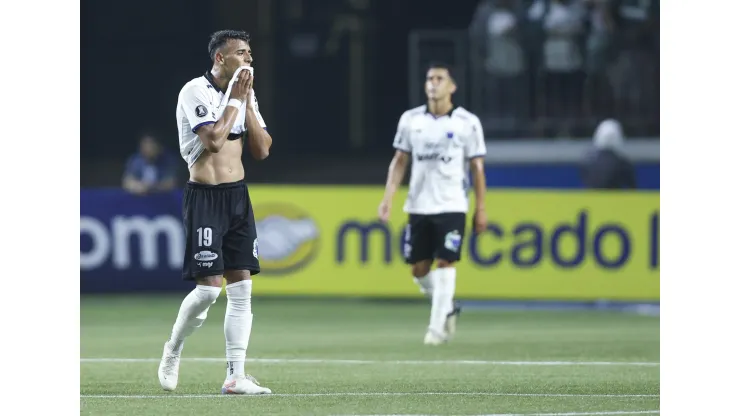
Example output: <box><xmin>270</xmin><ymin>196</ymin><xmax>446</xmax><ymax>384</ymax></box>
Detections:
<box><xmin>194</xmin><ymin>250</ymin><xmax>218</xmax><ymax>261</ymax></box>
<box><xmin>416</xmin><ymin>153</ymin><xmax>452</xmax><ymax>163</ymax></box>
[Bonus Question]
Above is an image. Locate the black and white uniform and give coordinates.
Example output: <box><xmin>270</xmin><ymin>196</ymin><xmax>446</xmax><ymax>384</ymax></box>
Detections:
<box><xmin>175</xmin><ymin>71</ymin><xmax>267</xmax><ymax>280</ymax></box>
<box><xmin>393</xmin><ymin>104</ymin><xmax>486</xmax><ymax>264</ymax></box>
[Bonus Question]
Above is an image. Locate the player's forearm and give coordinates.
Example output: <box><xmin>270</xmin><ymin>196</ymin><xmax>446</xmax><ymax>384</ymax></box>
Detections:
<box><xmin>245</xmin><ymin>108</ymin><xmax>271</xmax><ymax>160</ymax></box>
<box><xmin>471</xmin><ymin>162</ymin><xmax>487</xmax><ymax>211</ymax></box>
<box><xmin>383</xmin><ymin>154</ymin><xmax>408</xmax><ymax>201</ymax></box>
<box><xmin>203</xmin><ymin>106</ymin><xmax>240</xmax><ymax>153</ymax></box>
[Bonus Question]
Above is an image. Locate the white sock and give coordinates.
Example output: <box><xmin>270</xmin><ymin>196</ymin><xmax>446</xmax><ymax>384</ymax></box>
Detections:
<box><xmin>168</xmin><ymin>285</ymin><xmax>221</xmax><ymax>353</ymax></box>
<box><xmin>429</xmin><ymin>267</ymin><xmax>456</xmax><ymax>336</ymax></box>
<box><xmin>224</xmin><ymin>280</ymin><xmax>253</xmax><ymax>379</ymax></box>
<box><xmin>413</xmin><ymin>272</ymin><xmax>434</xmax><ymax>297</ymax></box>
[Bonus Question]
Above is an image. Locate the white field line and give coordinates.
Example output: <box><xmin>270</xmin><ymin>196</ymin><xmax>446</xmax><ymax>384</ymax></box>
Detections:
<box><xmin>80</xmin><ymin>392</ymin><xmax>659</xmax><ymax>399</ymax></box>
<box><xmin>341</xmin><ymin>412</ymin><xmax>658</xmax><ymax>416</ymax></box>
<box><xmin>339</xmin><ymin>412</ymin><xmax>658</xmax><ymax>416</ymax></box>
<box><xmin>80</xmin><ymin>357</ymin><xmax>659</xmax><ymax>367</ymax></box>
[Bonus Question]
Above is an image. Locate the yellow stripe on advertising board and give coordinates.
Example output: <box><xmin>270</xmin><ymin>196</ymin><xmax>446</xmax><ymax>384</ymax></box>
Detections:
<box><xmin>248</xmin><ymin>186</ymin><xmax>659</xmax><ymax>301</ymax></box>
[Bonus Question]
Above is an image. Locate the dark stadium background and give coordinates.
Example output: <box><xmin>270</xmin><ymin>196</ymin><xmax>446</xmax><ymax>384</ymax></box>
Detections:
<box><xmin>81</xmin><ymin>0</ymin><xmax>658</xmax><ymax>187</ymax></box>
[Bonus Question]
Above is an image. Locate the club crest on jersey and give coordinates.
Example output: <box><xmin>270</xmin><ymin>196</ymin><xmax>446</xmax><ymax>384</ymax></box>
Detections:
<box><xmin>446</xmin><ymin>131</ymin><xmax>454</xmax><ymax>139</ymax></box>
<box><xmin>195</xmin><ymin>105</ymin><xmax>208</xmax><ymax>118</ymax></box>
<box><xmin>444</xmin><ymin>230</ymin><xmax>462</xmax><ymax>252</ymax></box>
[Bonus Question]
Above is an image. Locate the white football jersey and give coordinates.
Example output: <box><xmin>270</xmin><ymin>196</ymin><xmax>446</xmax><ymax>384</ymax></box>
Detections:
<box><xmin>176</xmin><ymin>72</ymin><xmax>267</xmax><ymax>167</ymax></box>
<box><xmin>393</xmin><ymin>105</ymin><xmax>486</xmax><ymax>215</ymax></box>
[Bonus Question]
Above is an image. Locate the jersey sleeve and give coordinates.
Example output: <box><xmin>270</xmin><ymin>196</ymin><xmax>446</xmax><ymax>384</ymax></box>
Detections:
<box><xmin>392</xmin><ymin>112</ymin><xmax>411</xmax><ymax>153</ymax></box>
<box><xmin>465</xmin><ymin>116</ymin><xmax>487</xmax><ymax>159</ymax></box>
<box><xmin>180</xmin><ymin>84</ymin><xmax>217</xmax><ymax>133</ymax></box>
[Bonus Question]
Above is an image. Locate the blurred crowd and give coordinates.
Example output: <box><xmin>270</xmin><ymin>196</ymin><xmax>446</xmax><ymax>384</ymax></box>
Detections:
<box><xmin>122</xmin><ymin>134</ymin><xmax>178</xmax><ymax>195</ymax></box>
<box><xmin>470</xmin><ymin>0</ymin><xmax>659</xmax><ymax>139</ymax></box>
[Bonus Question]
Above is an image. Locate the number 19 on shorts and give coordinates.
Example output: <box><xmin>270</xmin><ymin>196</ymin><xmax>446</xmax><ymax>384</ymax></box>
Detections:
<box><xmin>197</xmin><ymin>227</ymin><xmax>212</xmax><ymax>247</ymax></box>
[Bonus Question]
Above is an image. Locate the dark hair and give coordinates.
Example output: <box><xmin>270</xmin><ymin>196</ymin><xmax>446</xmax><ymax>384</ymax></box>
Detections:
<box><xmin>427</xmin><ymin>61</ymin><xmax>455</xmax><ymax>81</ymax></box>
<box><xmin>208</xmin><ymin>30</ymin><xmax>251</xmax><ymax>61</ymax></box>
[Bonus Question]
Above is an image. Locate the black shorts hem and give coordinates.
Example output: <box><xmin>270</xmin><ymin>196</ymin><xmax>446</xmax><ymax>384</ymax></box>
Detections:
<box><xmin>182</xmin><ymin>265</ymin><xmax>261</xmax><ymax>281</ymax></box>
<box><xmin>404</xmin><ymin>256</ymin><xmax>461</xmax><ymax>265</ymax></box>
<box><xmin>433</xmin><ymin>254</ymin><xmax>462</xmax><ymax>263</ymax></box>
<box><xmin>225</xmin><ymin>264</ymin><xmax>261</xmax><ymax>276</ymax></box>
<box><xmin>182</xmin><ymin>269</ymin><xmax>225</xmax><ymax>281</ymax></box>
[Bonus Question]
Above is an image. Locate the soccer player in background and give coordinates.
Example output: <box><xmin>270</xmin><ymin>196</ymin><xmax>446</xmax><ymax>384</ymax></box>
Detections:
<box><xmin>159</xmin><ymin>30</ymin><xmax>272</xmax><ymax>394</ymax></box>
<box><xmin>378</xmin><ymin>62</ymin><xmax>488</xmax><ymax>345</ymax></box>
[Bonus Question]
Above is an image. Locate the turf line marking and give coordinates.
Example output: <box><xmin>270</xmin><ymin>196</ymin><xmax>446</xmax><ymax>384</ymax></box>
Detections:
<box><xmin>80</xmin><ymin>392</ymin><xmax>659</xmax><ymax>399</ymax></box>
<box><xmin>481</xmin><ymin>412</ymin><xmax>659</xmax><ymax>416</ymax></box>
<box><xmin>80</xmin><ymin>357</ymin><xmax>659</xmax><ymax>367</ymax></box>
<box><xmin>342</xmin><ymin>412</ymin><xmax>658</xmax><ymax>416</ymax></box>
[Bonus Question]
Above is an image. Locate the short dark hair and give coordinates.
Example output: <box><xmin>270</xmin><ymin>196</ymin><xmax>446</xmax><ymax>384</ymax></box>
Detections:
<box><xmin>427</xmin><ymin>61</ymin><xmax>455</xmax><ymax>81</ymax></box>
<box><xmin>208</xmin><ymin>30</ymin><xmax>251</xmax><ymax>61</ymax></box>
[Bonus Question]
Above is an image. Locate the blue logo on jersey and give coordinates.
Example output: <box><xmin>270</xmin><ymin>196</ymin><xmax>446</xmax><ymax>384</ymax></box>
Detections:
<box><xmin>447</xmin><ymin>132</ymin><xmax>454</xmax><ymax>139</ymax></box>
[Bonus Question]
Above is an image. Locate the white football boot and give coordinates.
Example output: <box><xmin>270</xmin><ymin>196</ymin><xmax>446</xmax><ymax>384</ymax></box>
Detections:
<box><xmin>221</xmin><ymin>374</ymin><xmax>272</xmax><ymax>395</ymax></box>
<box><xmin>423</xmin><ymin>329</ymin><xmax>447</xmax><ymax>346</ymax></box>
<box><xmin>157</xmin><ymin>341</ymin><xmax>181</xmax><ymax>391</ymax></box>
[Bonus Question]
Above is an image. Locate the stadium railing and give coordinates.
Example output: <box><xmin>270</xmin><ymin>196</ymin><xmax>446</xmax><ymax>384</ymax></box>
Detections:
<box><xmin>408</xmin><ymin>28</ymin><xmax>659</xmax><ymax>140</ymax></box>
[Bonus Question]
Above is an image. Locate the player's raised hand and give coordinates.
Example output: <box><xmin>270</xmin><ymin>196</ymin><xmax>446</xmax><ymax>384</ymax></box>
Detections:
<box><xmin>230</xmin><ymin>69</ymin><xmax>252</xmax><ymax>102</ymax></box>
<box><xmin>245</xmin><ymin>71</ymin><xmax>255</xmax><ymax>109</ymax></box>
<box><xmin>378</xmin><ymin>199</ymin><xmax>391</xmax><ymax>223</ymax></box>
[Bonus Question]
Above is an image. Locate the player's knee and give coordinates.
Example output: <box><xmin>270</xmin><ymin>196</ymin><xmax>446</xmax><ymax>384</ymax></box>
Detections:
<box><xmin>412</xmin><ymin>262</ymin><xmax>431</xmax><ymax>278</ymax></box>
<box><xmin>224</xmin><ymin>269</ymin><xmax>251</xmax><ymax>285</ymax></box>
<box><xmin>194</xmin><ymin>283</ymin><xmax>221</xmax><ymax>305</ymax></box>
<box><xmin>436</xmin><ymin>259</ymin><xmax>454</xmax><ymax>269</ymax></box>
<box><xmin>196</xmin><ymin>275</ymin><xmax>223</xmax><ymax>288</ymax></box>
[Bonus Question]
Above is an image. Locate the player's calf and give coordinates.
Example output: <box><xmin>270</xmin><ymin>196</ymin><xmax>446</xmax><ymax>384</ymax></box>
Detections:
<box><xmin>224</xmin><ymin>276</ymin><xmax>253</xmax><ymax>382</ymax></box>
<box><xmin>158</xmin><ymin>282</ymin><xmax>221</xmax><ymax>391</ymax></box>
<box><xmin>167</xmin><ymin>281</ymin><xmax>221</xmax><ymax>350</ymax></box>
<box><xmin>427</xmin><ymin>260</ymin><xmax>457</xmax><ymax>343</ymax></box>
<box><xmin>221</xmin><ymin>272</ymin><xmax>272</xmax><ymax>394</ymax></box>
<box><xmin>445</xmin><ymin>300</ymin><xmax>462</xmax><ymax>338</ymax></box>
<box><xmin>411</xmin><ymin>261</ymin><xmax>434</xmax><ymax>296</ymax></box>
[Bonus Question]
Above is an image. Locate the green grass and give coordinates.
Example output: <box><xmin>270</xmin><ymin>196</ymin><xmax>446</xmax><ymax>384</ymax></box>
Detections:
<box><xmin>80</xmin><ymin>295</ymin><xmax>660</xmax><ymax>415</ymax></box>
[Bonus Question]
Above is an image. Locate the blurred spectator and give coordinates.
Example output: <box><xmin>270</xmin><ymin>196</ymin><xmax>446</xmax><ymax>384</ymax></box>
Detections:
<box><xmin>469</xmin><ymin>0</ymin><xmax>529</xmax><ymax>126</ymax></box>
<box><xmin>607</xmin><ymin>0</ymin><xmax>659</xmax><ymax>133</ymax></box>
<box><xmin>528</xmin><ymin>0</ymin><xmax>587</xmax><ymax>137</ymax></box>
<box><xmin>580</xmin><ymin>119</ymin><xmax>636</xmax><ymax>189</ymax></box>
<box><xmin>582</xmin><ymin>0</ymin><xmax>617</xmax><ymax>121</ymax></box>
<box><xmin>122</xmin><ymin>134</ymin><xmax>177</xmax><ymax>195</ymax></box>
<box><xmin>612</xmin><ymin>0</ymin><xmax>658</xmax><ymax>51</ymax></box>
<box><xmin>583</xmin><ymin>0</ymin><xmax>616</xmax><ymax>75</ymax></box>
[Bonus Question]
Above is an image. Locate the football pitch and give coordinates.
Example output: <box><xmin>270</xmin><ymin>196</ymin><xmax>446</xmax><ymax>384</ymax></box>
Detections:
<box><xmin>80</xmin><ymin>295</ymin><xmax>660</xmax><ymax>415</ymax></box>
